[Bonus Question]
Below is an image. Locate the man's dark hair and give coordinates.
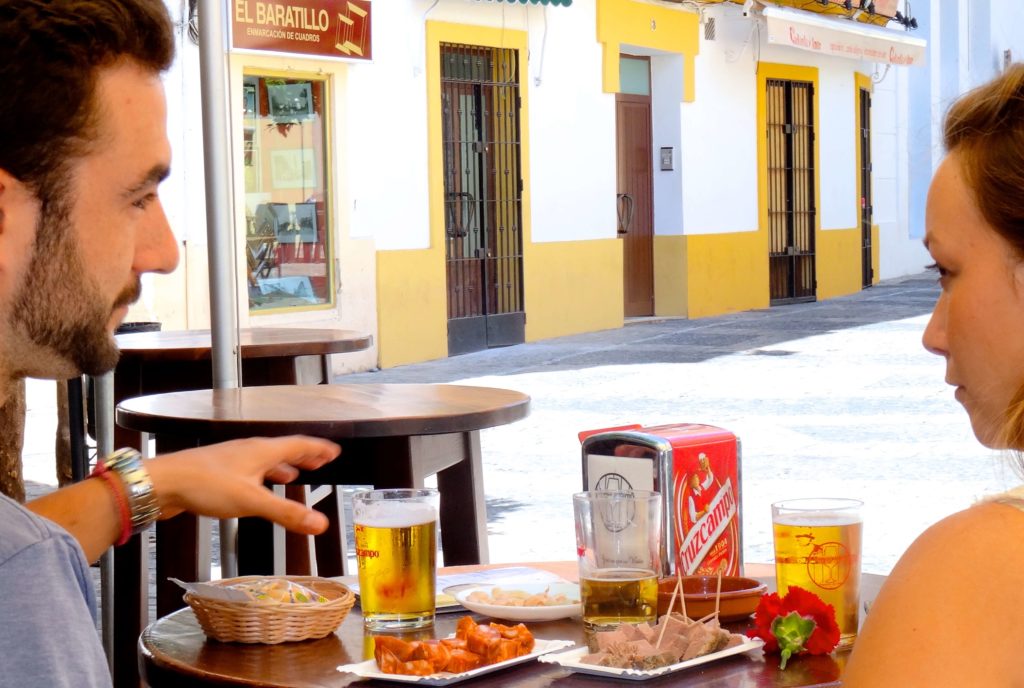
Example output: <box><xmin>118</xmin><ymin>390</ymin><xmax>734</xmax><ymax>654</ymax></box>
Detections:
<box><xmin>0</xmin><ymin>0</ymin><xmax>174</xmax><ymax>200</ymax></box>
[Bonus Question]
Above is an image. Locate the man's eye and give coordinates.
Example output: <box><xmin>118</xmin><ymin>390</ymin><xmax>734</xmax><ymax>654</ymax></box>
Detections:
<box><xmin>133</xmin><ymin>193</ymin><xmax>157</xmax><ymax>210</ymax></box>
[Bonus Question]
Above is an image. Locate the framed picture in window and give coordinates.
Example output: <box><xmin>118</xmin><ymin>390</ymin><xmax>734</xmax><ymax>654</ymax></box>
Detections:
<box><xmin>267</xmin><ymin>82</ymin><xmax>313</xmax><ymax>120</ymax></box>
<box><xmin>270</xmin><ymin>149</ymin><xmax>317</xmax><ymax>190</ymax></box>
<box><xmin>243</xmin><ymin>83</ymin><xmax>257</xmax><ymax>118</ymax></box>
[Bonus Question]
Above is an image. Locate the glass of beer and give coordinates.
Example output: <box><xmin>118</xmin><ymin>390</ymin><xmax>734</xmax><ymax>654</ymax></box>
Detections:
<box><xmin>573</xmin><ymin>490</ymin><xmax>662</xmax><ymax>637</ymax></box>
<box><xmin>352</xmin><ymin>488</ymin><xmax>439</xmax><ymax>630</ymax></box>
<box><xmin>772</xmin><ymin>498</ymin><xmax>863</xmax><ymax>648</ymax></box>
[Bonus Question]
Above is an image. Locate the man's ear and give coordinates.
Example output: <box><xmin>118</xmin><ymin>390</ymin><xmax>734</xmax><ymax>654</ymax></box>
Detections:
<box><xmin>0</xmin><ymin>168</ymin><xmax>25</xmax><ymax>234</ymax></box>
<box><xmin>0</xmin><ymin>168</ymin><xmax>39</xmax><ymax>272</ymax></box>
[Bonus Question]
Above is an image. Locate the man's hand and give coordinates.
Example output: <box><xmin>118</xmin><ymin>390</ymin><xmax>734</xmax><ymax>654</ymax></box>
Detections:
<box><xmin>146</xmin><ymin>436</ymin><xmax>341</xmax><ymax>535</ymax></box>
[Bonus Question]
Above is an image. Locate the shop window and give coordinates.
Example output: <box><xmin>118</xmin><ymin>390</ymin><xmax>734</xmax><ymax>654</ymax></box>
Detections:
<box><xmin>242</xmin><ymin>74</ymin><xmax>333</xmax><ymax>312</ymax></box>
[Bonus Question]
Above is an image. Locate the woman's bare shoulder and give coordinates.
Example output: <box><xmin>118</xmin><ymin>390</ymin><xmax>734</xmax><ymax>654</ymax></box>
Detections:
<box><xmin>843</xmin><ymin>502</ymin><xmax>1024</xmax><ymax>687</ymax></box>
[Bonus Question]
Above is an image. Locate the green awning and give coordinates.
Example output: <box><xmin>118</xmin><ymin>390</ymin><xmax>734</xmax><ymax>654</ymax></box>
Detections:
<box><xmin>480</xmin><ymin>0</ymin><xmax>573</xmax><ymax>6</ymax></box>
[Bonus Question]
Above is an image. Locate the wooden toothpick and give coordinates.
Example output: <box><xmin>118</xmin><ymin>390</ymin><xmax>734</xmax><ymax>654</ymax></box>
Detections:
<box><xmin>714</xmin><ymin>565</ymin><xmax>724</xmax><ymax>620</ymax></box>
<box><xmin>655</xmin><ymin>576</ymin><xmax>682</xmax><ymax>649</ymax></box>
<box><xmin>676</xmin><ymin>566</ymin><xmax>688</xmax><ymax>620</ymax></box>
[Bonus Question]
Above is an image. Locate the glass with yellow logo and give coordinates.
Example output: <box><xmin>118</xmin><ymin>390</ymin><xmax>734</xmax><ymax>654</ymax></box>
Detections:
<box><xmin>353</xmin><ymin>488</ymin><xmax>439</xmax><ymax>630</ymax></box>
<box><xmin>772</xmin><ymin>498</ymin><xmax>863</xmax><ymax>648</ymax></box>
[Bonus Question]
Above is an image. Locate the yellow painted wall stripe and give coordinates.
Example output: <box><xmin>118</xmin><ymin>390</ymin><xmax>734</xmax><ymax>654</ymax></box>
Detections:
<box><xmin>525</xmin><ymin>239</ymin><xmax>624</xmax><ymax>341</ymax></box>
<box><xmin>596</xmin><ymin>0</ymin><xmax>700</xmax><ymax>102</ymax></box>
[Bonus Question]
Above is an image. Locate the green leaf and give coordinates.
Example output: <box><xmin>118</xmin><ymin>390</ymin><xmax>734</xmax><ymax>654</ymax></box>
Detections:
<box><xmin>770</xmin><ymin>612</ymin><xmax>816</xmax><ymax>669</ymax></box>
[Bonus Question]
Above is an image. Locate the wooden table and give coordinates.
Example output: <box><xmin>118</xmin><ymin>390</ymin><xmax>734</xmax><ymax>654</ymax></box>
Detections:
<box><xmin>114</xmin><ymin>327</ymin><xmax>372</xmax><ymax>419</ymax></box>
<box><xmin>140</xmin><ymin>562</ymin><xmax>884</xmax><ymax>687</ymax></box>
<box><xmin>108</xmin><ymin>327</ymin><xmax>371</xmax><ymax>688</ymax></box>
<box><xmin>116</xmin><ymin>384</ymin><xmax>530</xmax><ymax>614</ymax></box>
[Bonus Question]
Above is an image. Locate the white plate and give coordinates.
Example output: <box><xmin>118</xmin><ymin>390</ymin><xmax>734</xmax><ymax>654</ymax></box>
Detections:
<box><xmin>337</xmin><ymin>638</ymin><xmax>575</xmax><ymax>685</ymax></box>
<box><xmin>451</xmin><ymin>582</ymin><xmax>582</xmax><ymax>622</ymax></box>
<box><xmin>537</xmin><ymin>636</ymin><xmax>765</xmax><ymax>681</ymax></box>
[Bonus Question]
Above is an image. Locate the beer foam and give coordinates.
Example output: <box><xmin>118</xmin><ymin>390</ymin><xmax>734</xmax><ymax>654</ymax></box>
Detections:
<box><xmin>354</xmin><ymin>500</ymin><xmax>437</xmax><ymax>527</ymax></box>
<box><xmin>773</xmin><ymin>514</ymin><xmax>862</xmax><ymax>527</ymax></box>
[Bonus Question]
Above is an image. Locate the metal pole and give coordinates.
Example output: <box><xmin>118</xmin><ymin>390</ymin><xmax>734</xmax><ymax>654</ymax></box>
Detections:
<box><xmin>94</xmin><ymin>372</ymin><xmax>115</xmax><ymax>669</ymax></box>
<box><xmin>198</xmin><ymin>0</ymin><xmax>241</xmax><ymax>578</ymax></box>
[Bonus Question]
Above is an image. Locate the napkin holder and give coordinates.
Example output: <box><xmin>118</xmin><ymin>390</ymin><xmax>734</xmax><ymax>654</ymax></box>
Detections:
<box><xmin>580</xmin><ymin>423</ymin><xmax>743</xmax><ymax>578</ymax></box>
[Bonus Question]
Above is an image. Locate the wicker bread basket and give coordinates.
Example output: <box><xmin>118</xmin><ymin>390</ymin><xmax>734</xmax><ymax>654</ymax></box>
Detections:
<box><xmin>185</xmin><ymin>575</ymin><xmax>355</xmax><ymax>644</ymax></box>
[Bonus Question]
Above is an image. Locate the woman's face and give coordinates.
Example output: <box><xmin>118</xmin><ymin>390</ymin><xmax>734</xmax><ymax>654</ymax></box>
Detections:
<box><xmin>922</xmin><ymin>154</ymin><xmax>1024</xmax><ymax>447</ymax></box>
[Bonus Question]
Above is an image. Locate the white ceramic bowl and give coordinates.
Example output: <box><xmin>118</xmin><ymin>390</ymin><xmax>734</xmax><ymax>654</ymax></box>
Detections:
<box><xmin>452</xmin><ymin>582</ymin><xmax>582</xmax><ymax>622</ymax></box>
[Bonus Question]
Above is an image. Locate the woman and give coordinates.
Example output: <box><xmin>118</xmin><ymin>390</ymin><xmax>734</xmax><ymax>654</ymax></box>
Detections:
<box><xmin>844</xmin><ymin>64</ymin><xmax>1024</xmax><ymax>686</ymax></box>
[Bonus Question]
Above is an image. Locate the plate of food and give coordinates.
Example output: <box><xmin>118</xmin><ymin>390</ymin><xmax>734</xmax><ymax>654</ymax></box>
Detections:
<box><xmin>337</xmin><ymin>616</ymin><xmax>574</xmax><ymax>685</ymax></box>
<box><xmin>538</xmin><ymin>613</ymin><xmax>763</xmax><ymax>681</ymax></box>
<box><xmin>450</xmin><ymin>582</ymin><xmax>582</xmax><ymax>622</ymax></box>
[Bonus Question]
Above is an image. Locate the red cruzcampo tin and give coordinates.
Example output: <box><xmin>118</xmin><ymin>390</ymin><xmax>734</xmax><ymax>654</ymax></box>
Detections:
<box><xmin>580</xmin><ymin>423</ymin><xmax>742</xmax><ymax>577</ymax></box>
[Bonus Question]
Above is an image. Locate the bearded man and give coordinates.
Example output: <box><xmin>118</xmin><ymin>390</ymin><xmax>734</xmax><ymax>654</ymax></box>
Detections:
<box><xmin>0</xmin><ymin>3</ymin><xmax>341</xmax><ymax>686</ymax></box>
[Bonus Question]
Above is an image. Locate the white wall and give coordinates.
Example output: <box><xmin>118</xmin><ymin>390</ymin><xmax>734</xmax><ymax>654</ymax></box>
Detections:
<box><xmin>651</xmin><ymin>53</ymin><xmax>683</xmax><ymax>236</ymax></box>
<box><xmin>129</xmin><ymin>3</ymin><xmax>204</xmax><ymax>331</ymax></box>
<box><xmin>679</xmin><ymin>11</ymin><xmax>758</xmax><ymax>235</ymax></box>
<box><xmin>526</xmin><ymin>0</ymin><xmax>615</xmax><ymax>243</ymax></box>
<box><xmin>989</xmin><ymin>1</ymin><xmax>1024</xmax><ymax>72</ymax></box>
<box><xmin>347</xmin><ymin>1</ymin><xmax>430</xmax><ymax>250</ymax></box>
<box><xmin>816</xmin><ymin>66</ymin><xmax>857</xmax><ymax>231</ymax></box>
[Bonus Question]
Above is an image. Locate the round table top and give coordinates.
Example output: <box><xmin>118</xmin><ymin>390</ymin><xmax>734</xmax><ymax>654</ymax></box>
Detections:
<box><xmin>140</xmin><ymin>565</ymin><xmax>883</xmax><ymax>688</ymax></box>
<box><xmin>115</xmin><ymin>327</ymin><xmax>373</xmax><ymax>362</ymax></box>
<box><xmin>115</xmin><ymin>383</ymin><xmax>531</xmax><ymax>439</ymax></box>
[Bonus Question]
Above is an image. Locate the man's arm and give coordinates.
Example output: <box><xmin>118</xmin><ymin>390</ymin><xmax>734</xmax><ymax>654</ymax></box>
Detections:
<box><xmin>26</xmin><ymin>435</ymin><xmax>340</xmax><ymax>563</ymax></box>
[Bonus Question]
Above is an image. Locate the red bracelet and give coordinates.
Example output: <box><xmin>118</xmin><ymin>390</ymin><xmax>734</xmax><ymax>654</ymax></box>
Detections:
<box><xmin>91</xmin><ymin>461</ymin><xmax>132</xmax><ymax>546</ymax></box>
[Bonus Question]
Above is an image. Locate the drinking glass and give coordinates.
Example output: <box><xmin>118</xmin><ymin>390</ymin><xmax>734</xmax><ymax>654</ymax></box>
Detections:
<box><xmin>352</xmin><ymin>488</ymin><xmax>440</xmax><ymax>630</ymax></box>
<box><xmin>772</xmin><ymin>497</ymin><xmax>863</xmax><ymax>648</ymax></box>
<box><xmin>573</xmin><ymin>490</ymin><xmax>662</xmax><ymax>635</ymax></box>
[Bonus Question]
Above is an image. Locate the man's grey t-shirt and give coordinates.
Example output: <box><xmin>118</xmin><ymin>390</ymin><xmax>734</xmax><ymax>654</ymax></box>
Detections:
<box><xmin>0</xmin><ymin>493</ymin><xmax>111</xmax><ymax>687</ymax></box>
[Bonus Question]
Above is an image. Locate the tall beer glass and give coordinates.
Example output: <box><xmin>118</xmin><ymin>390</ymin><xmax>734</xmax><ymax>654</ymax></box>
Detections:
<box><xmin>772</xmin><ymin>498</ymin><xmax>863</xmax><ymax>648</ymax></box>
<box><xmin>353</xmin><ymin>488</ymin><xmax>439</xmax><ymax>630</ymax></box>
<box><xmin>573</xmin><ymin>490</ymin><xmax>662</xmax><ymax>637</ymax></box>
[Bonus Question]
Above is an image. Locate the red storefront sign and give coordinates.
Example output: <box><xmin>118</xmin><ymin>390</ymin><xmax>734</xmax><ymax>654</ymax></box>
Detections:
<box><xmin>230</xmin><ymin>0</ymin><xmax>372</xmax><ymax>61</ymax></box>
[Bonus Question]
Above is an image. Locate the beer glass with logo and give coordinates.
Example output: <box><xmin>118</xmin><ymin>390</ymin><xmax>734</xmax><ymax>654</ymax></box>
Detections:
<box><xmin>573</xmin><ymin>490</ymin><xmax>662</xmax><ymax>637</ymax></box>
<box><xmin>353</xmin><ymin>488</ymin><xmax>440</xmax><ymax>630</ymax></box>
<box><xmin>772</xmin><ymin>498</ymin><xmax>863</xmax><ymax>648</ymax></box>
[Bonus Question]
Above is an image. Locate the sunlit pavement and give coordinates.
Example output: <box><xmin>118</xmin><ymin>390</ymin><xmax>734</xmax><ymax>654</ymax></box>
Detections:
<box><xmin>341</xmin><ymin>272</ymin><xmax>1006</xmax><ymax>575</ymax></box>
<box><xmin>21</xmin><ymin>271</ymin><xmax>1008</xmax><ymax>576</ymax></box>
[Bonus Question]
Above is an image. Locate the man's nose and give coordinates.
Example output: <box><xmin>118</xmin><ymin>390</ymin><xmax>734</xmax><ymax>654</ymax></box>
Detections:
<box><xmin>133</xmin><ymin>199</ymin><xmax>179</xmax><ymax>274</ymax></box>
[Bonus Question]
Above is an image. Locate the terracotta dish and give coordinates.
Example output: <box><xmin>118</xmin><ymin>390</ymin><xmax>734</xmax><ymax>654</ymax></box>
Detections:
<box><xmin>656</xmin><ymin>576</ymin><xmax>767</xmax><ymax>623</ymax></box>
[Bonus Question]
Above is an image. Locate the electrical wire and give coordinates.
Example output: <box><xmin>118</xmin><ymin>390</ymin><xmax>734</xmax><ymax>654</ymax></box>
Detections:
<box><xmin>534</xmin><ymin>5</ymin><xmax>549</xmax><ymax>86</ymax></box>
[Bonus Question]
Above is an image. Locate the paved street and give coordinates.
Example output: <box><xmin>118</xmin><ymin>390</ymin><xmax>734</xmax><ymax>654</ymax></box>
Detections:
<box><xmin>340</xmin><ymin>272</ymin><xmax>1008</xmax><ymax>575</ymax></box>
<box><xmin>21</xmin><ymin>271</ymin><xmax>1013</xmax><ymax>577</ymax></box>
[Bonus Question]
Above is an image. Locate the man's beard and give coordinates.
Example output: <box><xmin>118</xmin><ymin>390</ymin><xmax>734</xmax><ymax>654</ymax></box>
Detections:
<box><xmin>9</xmin><ymin>197</ymin><xmax>140</xmax><ymax>377</ymax></box>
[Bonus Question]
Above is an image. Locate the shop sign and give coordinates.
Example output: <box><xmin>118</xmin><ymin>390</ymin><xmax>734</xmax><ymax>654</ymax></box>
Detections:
<box><xmin>765</xmin><ymin>5</ymin><xmax>925</xmax><ymax>66</ymax></box>
<box><xmin>230</xmin><ymin>0</ymin><xmax>372</xmax><ymax>61</ymax></box>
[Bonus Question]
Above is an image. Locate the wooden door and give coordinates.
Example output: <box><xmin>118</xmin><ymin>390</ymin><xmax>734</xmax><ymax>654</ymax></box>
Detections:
<box><xmin>616</xmin><ymin>94</ymin><xmax>654</xmax><ymax>317</ymax></box>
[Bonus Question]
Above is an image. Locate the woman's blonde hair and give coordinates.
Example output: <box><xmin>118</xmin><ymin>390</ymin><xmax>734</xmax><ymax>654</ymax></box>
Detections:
<box><xmin>944</xmin><ymin>64</ymin><xmax>1024</xmax><ymax>451</ymax></box>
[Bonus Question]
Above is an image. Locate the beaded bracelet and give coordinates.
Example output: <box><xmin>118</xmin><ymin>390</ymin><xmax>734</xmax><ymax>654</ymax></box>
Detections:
<box><xmin>90</xmin><ymin>448</ymin><xmax>161</xmax><ymax>546</ymax></box>
<box><xmin>90</xmin><ymin>460</ymin><xmax>132</xmax><ymax>546</ymax></box>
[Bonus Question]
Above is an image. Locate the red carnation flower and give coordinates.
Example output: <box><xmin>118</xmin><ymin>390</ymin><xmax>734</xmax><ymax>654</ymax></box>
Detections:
<box><xmin>746</xmin><ymin>586</ymin><xmax>840</xmax><ymax>669</ymax></box>
<box><xmin>749</xmin><ymin>592</ymin><xmax>784</xmax><ymax>652</ymax></box>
